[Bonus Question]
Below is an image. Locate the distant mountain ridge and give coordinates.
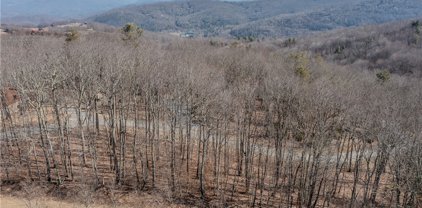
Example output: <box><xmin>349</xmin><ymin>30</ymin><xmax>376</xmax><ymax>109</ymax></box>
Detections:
<box><xmin>89</xmin><ymin>0</ymin><xmax>422</xmax><ymax>37</ymax></box>
<box><xmin>1</xmin><ymin>0</ymin><xmax>167</xmax><ymax>25</ymax></box>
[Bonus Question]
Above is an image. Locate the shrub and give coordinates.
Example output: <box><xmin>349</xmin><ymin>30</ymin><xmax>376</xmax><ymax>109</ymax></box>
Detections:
<box><xmin>412</xmin><ymin>20</ymin><xmax>421</xmax><ymax>34</ymax></box>
<box><xmin>65</xmin><ymin>29</ymin><xmax>80</xmax><ymax>42</ymax></box>
<box><xmin>284</xmin><ymin>38</ymin><xmax>297</xmax><ymax>47</ymax></box>
<box><xmin>376</xmin><ymin>70</ymin><xmax>391</xmax><ymax>82</ymax></box>
<box><xmin>290</xmin><ymin>52</ymin><xmax>311</xmax><ymax>80</ymax></box>
<box><xmin>121</xmin><ymin>23</ymin><xmax>143</xmax><ymax>41</ymax></box>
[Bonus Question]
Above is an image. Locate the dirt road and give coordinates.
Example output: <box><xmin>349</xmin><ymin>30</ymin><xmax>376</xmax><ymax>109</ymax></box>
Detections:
<box><xmin>1</xmin><ymin>108</ymin><xmax>375</xmax><ymax>165</ymax></box>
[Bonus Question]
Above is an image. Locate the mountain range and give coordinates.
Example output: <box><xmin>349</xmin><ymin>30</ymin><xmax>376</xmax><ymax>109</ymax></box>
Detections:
<box><xmin>3</xmin><ymin>0</ymin><xmax>422</xmax><ymax>38</ymax></box>
<box><xmin>89</xmin><ymin>0</ymin><xmax>422</xmax><ymax>37</ymax></box>
<box><xmin>1</xmin><ymin>0</ymin><xmax>167</xmax><ymax>25</ymax></box>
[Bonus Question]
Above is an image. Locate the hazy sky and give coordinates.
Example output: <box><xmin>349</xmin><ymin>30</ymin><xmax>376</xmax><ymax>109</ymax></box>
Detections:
<box><xmin>0</xmin><ymin>0</ymin><xmax>250</xmax><ymax>25</ymax></box>
<box><xmin>1</xmin><ymin>0</ymin><xmax>252</xmax><ymax>19</ymax></box>
<box><xmin>1</xmin><ymin>0</ymin><xmax>169</xmax><ymax>18</ymax></box>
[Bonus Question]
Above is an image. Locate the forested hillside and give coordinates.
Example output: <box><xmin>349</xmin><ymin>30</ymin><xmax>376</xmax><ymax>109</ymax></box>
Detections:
<box><xmin>89</xmin><ymin>0</ymin><xmax>422</xmax><ymax>37</ymax></box>
<box><xmin>271</xmin><ymin>19</ymin><xmax>422</xmax><ymax>75</ymax></box>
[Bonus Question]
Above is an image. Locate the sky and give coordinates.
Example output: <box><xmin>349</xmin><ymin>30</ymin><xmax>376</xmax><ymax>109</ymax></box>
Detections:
<box><xmin>0</xmin><ymin>0</ymin><xmax>249</xmax><ymax>25</ymax></box>
<box><xmin>0</xmin><ymin>0</ymin><xmax>250</xmax><ymax>19</ymax></box>
<box><xmin>1</xmin><ymin>0</ymin><xmax>168</xmax><ymax>19</ymax></box>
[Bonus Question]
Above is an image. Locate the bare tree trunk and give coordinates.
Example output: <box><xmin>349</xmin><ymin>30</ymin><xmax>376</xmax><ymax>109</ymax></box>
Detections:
<box><xmin>76</xmin><ymin>104</ymin><xmax>87</xmax><ymax>166</ymax></box>
<box><xmin>35</xmin><ymin>106</ymin><xmax>52</xmax><ymax>182</ymax></box>
<box><xmin>109</xmin><ymin>95</ymin><xmax>120</xmax><ymax>185</ymax></box>
<box><xmin>349</xmin><ymin>142</ymin><xmax>364</xmax><ymax>208</ymax></box>
<box><xmin>170</xmin><ymin>106</ymin><xmax>177</xmax><ymax>193</ymax></box>
<box><xmin>200</xmin><ymin>126</ymin><xmax>210</xmax><ymax>200</ymax></box>
<box><xmin>370</xmin><ymin>149</ymin><xmax>389</xmax><ymax>204</ymax></box>
<box><xmin>40</xmin><ymin>105</ymin><xmax>61</xmax><ymax>184</ymax></box>
<box><xmin>52</xmin><ymin>87</ymin><xmax>68</xmax><ymax>178</ymax></box>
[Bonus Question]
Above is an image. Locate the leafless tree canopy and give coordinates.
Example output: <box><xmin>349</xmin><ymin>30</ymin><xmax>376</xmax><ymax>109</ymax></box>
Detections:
<box><xmin>1</xmin><ymin>29</ymin><xmax>421</xmax><ymax>207</ymax></box>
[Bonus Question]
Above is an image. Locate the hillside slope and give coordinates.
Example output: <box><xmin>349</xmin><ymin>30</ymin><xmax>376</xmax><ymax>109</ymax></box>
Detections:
<box><xmin>89</xmin><ymin>0</ymin><xmax>422</xmax><ymax>37</ymax></box>
<box><xmin>273</xmin><ymin>18</ymin><xmax>422</xmax><ymax>75</ymax></box>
